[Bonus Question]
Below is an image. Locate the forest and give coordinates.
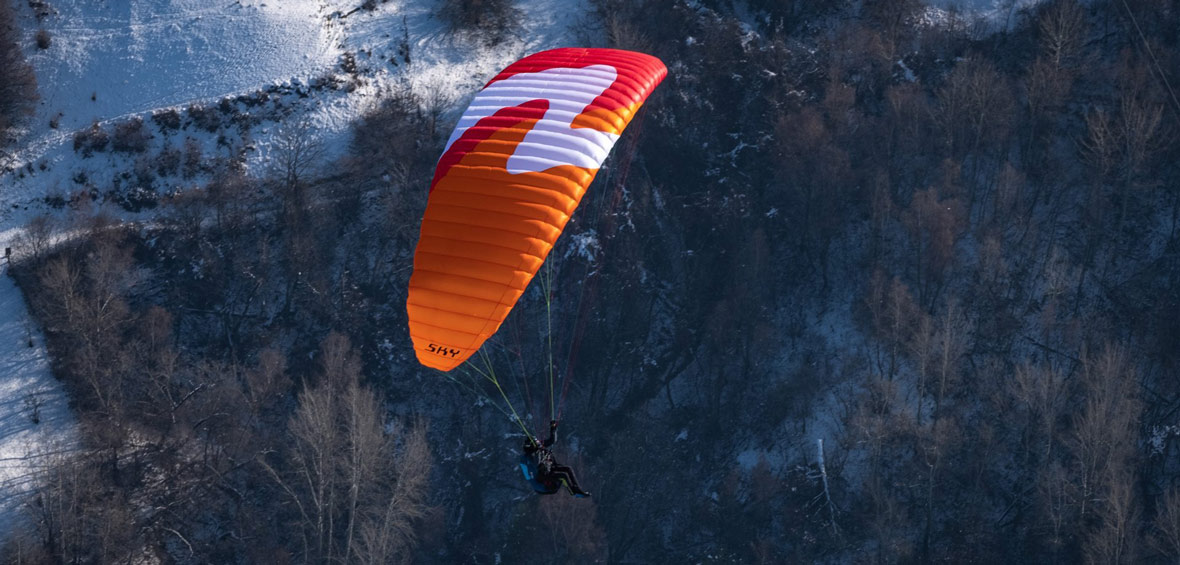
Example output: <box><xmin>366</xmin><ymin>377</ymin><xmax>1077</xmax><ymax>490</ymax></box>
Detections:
<box><xmin>4</xmin><ymin>0</ymin><xmax>1180</xmax><ymax>563</ymax></box>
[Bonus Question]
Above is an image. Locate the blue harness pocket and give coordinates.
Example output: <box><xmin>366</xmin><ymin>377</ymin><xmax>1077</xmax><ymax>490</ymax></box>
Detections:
<box><xmin>520</xmin><ymin>459</ymin><xmax>556</xmax><ymax>493</ymax></box>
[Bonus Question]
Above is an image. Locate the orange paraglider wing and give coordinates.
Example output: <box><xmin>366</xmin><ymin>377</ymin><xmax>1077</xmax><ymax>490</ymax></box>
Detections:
<box><xmin>407</xmin><ymin>48</ymin><xmax>666</xmax><ymax>371</ymax></box>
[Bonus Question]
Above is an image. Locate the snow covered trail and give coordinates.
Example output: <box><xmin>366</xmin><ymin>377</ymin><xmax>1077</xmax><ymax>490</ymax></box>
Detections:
<box><xmin>29</xmin><ymin>0</ymin><xmax>339</xmax><ymax>135</ymax></box>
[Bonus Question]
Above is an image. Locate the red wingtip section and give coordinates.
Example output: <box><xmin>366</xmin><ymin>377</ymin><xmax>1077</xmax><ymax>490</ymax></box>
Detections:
<box><xmin>490</xmin><ymin>47</ymin><xmax>668</xmax><ymax>117</ymax></box>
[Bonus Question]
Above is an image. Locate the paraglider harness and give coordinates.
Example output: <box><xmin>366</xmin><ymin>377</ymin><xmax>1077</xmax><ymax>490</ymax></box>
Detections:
<box><xmin>519</xmin><ymin>420</ymin><xmax>589</xmax><ymax>497</ymax></box>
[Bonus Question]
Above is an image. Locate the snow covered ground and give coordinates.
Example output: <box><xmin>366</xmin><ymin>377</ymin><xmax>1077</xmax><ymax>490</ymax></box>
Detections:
<box><xmin>34</xmin><ymin>1</ymin><xmax>336</xmax><ymax>132</ymax></box>
<box><xmin>922</xmin><ymin>0</ymin><xmax>1044</xmax><ymax>30</ymax></box>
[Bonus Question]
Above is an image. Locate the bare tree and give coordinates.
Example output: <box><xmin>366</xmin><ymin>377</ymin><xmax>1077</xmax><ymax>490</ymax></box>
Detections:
<box><xmin>267</xmin><ymin>333</ymin><xmax>433</xmax><ymax>564</ymax></box>
<box><xmin>1150</xmin><ymin>487</ymin><xmax>1180</xmax><ymax>562</ymax></box>
<box><xmin>936</xmin><ymin>59</ymin><xmax>1011</xmax><ymax>158</ymax></box>
<box><xmin>602</xmin><ymin>9</ymin><xmax>652</xmax><ymax>53</ymax></box>
<box><xmin>864</xmin><ymin>272</ymin><xmax>920</xmax><ymax>380</ymax></box>
<box><xmin>72</xmin><ymin>235</ymin><xmax>137</xmax><ymax>413</ymax></box>
<box><xmin>537</xmin><ymin>476</ymin><xmax>608</xmax><ymax>562</ymax></box>
<box><xmin>244</xmin><ymin>348</ymin><xmax>291</xmax><ymax>417</ymax></box>
<box><xmin>13</xmin><ymin>214</ymin><xmax>56</xmax><ymax>266</ymax></box>
<box><xmin>1070</xmin><ymin>346</ymin><xmax>1142</xmax><ymax>552</ymax></box>
<box><xmin>355</xmin><ymin>420</ymin><xmax>433</xmax><ymax>565</ymax></box>
<box><xmin>932</xmin><ymin>299</ymin><xmax>967</xmax><ymax>417</ymax></box>
<box><xmin>1081</xmin><ymin>89</ymin><xmax>1167</xmax><ymax>229</ymax></box>
<box><xmin>1026</xmin><ymin>55</ymin><xmax>1074</xmax><ymax>117</ymax></box>
<box><xmin>35</xmin><ymin>255</ymin><xmax>84</xmax><ymax>333</ymax></box>
<box><xmin>134</xmin><ymin>306</ymin><xmax>184</xmax><ymax>427</ymax></box>
<box><xmin>1117</xmin><ymin>94</ymin><xmax>1165</xmax><ymax>177</ymax></box>
<box><xmin>844</xmin><ymin>373</ymin><xmax>918</xmax><ymax>563</ymax></box>
<box><xmin>437</xmin><ymin>0</ymin><xmax>521</xmax><ymax>46</ymax></box>
<box><xmin>1037</xmin><ymin>461</ymin><xmax>1077</xmax><ymax>556</ymax></box>
<box><xmin>901</xmin><ymin>187</ymin><xmax>966</xmax><ymax>308</ymax></box>
<box><xmin>19</xmin><ymin>451</ymin><xmax>136</xmax><ymax>563</ymax></box>
<box><xmin>1084</xmin><ymin>467</ymin><xmax>1140</xmax><ymax>564</ymax></box>
<box><xmin>1039</xmin><ymin>0</ymin><xmax>1088</xmax><ymax>69</ymax></box>
<box><xmin>1024</xmin><ymin>55</ymin><xmax>1074</xmax><ymax>164</ymax></box>
<box><xmin>270</xmin><ymin>117</ymin><xmax>326</xmax><ymax>193</ymax></box>
<box><xmin>320</xmin><ymin>331</ymin><xmax>362</xmax><ymax>389</ymax></box>
<box><xmin>1012</xmin><ymin>364</ymin><xmax>1067</xmax><ymax>462</ymax></box>
<box><xmin>991</xmin><ymin>162</ymin><xmax>1026</xmax><ymax>224</ymax></box>
<box><xmin>285</xmin><ymin>371</ymin><xmax>342</xmax><ymax>561</ymax></box>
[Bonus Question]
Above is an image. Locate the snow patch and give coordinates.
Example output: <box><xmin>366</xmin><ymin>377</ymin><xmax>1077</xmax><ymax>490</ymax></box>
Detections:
<box><xmin>920</xmin><ymin>0</ymin><xmax>1045</xmax><ymax>31</ymax></box>
<box><xmin>567</xmin><ymin>230</ymin><xmax>600</xmax><ymax>263</ymax></box>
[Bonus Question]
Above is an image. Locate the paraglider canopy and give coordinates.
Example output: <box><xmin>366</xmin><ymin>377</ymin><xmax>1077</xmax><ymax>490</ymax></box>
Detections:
<box><xmin>406</xmin><ymin>47</ymin><xmax>667</xmax><ymax>371</ymax></box>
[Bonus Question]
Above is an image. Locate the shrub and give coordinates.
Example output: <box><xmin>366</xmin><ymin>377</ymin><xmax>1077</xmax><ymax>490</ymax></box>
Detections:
<box><xmin>437</xmin><ymin>0</ymin><xmax>520</xmax><ymax>46</ymax></box>
<box><xmin>157</xmin><ymin>143</ymin><xmax>181</xmax><ymax>177</ymax></box>
<box><xmin>112</xmin><ymin>117</ymin><xmax>151</xmax><ymax>152</ymax></box>
<box><xmin>28</xmin><ymin>0</ymin><xmax>51</xmax><ymax>20</ymax></box>
<box><xmin>114</xmin><ymin>185</ymin><xmax>158</xmax><ymax>212</ymax></box>
<box><xmin>341</xmin><ymin>52</ymin><xmax>358</xmax><ymax>74</ymax></box>
<box><xmin>187</xmin><ymin>104</ymin><xmax>222</xmax><ymax>132</ymax></box>
<box><xmin>236</xmin><ymin>90</ymin><xmax>269</xmax><ymax>108</ymax></box>
<box><xmin>397</xmin><ymin>17</ymin><xmax>411</xmax><ymax>64</ymax></box>
<box><xmin>231</xmin><ymin>111</ymin><xmax>256</xmax><ymax>132</ymax></box>
<box><xmin>182</xmin><ymin>138</ymin><xmax>202</xmax><ymax>178</ymax></box>
<box><xmin>43</xmin><ymin>193</ymin><xmax>66</xmax><ymax>208</ymax></box>
<box><xmin>72</xmin><ymin>122</ymin><xmax>109</xmax><ymax>156</ymax></box>
<box><xmin>134</xmin><ymin>157</ymin><xmax>155</xmax><ymax>187</ymax></box>
<box><xmin>151</xmin><ymin>108</ymin><xmax>182</xmax><ymax>131</ymax></box>
<box><xmin>35</xmin><ymin>29</ymin><xmax>50</xmax><ymax>49</ymax></box>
